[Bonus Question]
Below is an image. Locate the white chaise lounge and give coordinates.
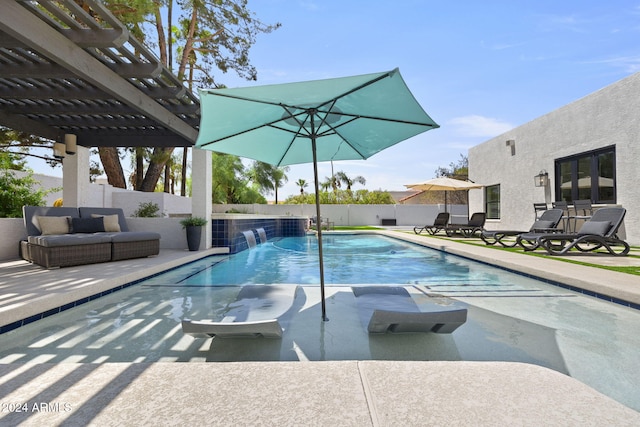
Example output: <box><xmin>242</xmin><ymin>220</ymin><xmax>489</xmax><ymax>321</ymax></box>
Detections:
<box><xmin>182</xmin><ymin>285</ymin><xmax>298</xmax><ymax>339</ymax></box>
<box><xmin>352</xmin><ymin>286</ymin><xmax>467</xmax><ymax>334</ymax></box>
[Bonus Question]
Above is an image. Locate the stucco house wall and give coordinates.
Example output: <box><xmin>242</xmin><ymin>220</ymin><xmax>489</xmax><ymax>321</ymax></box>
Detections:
<box><xmin>468</xmin><ymin>71</ymin><xmax>639</xmax><ymax>245</ymax></box>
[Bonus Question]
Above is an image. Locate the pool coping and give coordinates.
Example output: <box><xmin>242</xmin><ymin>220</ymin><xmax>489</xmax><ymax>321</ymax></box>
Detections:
<box><xmin>2</xmin><ymin>361</ymin><xmax>639</xmax><ymax>425</ymax></box>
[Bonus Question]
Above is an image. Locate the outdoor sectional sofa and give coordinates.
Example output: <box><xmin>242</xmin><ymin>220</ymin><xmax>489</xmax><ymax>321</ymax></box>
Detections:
<box><xmin>21</xmin><ymin>206</ymin><xmax>161</xmax><ymax>268</ymax></box>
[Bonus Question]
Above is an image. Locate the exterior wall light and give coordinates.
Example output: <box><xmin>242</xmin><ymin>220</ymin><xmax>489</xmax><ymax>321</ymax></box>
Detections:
<box><xmin>505</xmin><ymin>139</ymin><xmax>515</xmax><ymax>156</ymax></box>
<box><xmin>534</xmin><ymin>170</ymin><xmax>549</xmax><ymax>187</ymax></box>
<box><xmin>64</xmin><ymin>134</ymin><xmax>77</xmax><ymax>155</ymax></box>
<box><xmin>53</xmin><ymin>142</ymin><xmax>66</xmax><ymax>159</ymax></box>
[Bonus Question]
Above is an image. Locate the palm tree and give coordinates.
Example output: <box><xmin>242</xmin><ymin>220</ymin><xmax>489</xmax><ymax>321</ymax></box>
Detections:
<box><xmin>296</xmin><ymin>178</ymin><xmax>308</xmax><ymax>195</ymax></box>
<box><xmin>322</xmin><ymin>176</ymin><xmax>340</xmax><ymax>192</ymax></box>
<box><xmin>248</xmin><ymin>161</ymin><xmax>290</xmax><ymax>204</ymax></box>
<box><xmin>335</xmin><ymin>171</ymin><xmax>366</xmax><ymax>191</ymax></box>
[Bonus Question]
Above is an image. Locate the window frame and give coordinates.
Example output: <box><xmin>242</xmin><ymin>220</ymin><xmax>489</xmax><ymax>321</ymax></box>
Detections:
<box><xmin>485</xmin><ymin>184</ymin><xmax>500</xmax><ymax>219</ymax></box>
<box><xmin>554</xmin><ymin>145</ymin><xmax>616</xmax><ymax>204</ymax></box>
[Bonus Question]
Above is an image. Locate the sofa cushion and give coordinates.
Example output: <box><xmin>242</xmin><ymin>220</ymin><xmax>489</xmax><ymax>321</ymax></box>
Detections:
<box><xmin>79</xmin><ymin>207</ymin><xmax>129</xmax><ymax>232</ymax></box>
<box><xmin>91</xmin><ymin>214</ymin><xmax>121</xmax><ymax>232</ymax></box>
<box><xmin>28</xmin><ymin>233</ymin><xmax>113</xmax><ymax>248</ymax></box>
<box><xmin>109</xmin><ymin>231</ymin><xmax>161</xmax><ymax>243</ymax></box>
<box><xmin>70</xmin><ymin>217</ymin><xmax>105</xmax><ymax>233</ymax></box>
<box><xmin>23</xmin><ymin>206</ymin><xmax>79</xmax><ymax>236</ymax></box>
<box><xmin>37</xmin><ymin>216</ymin><xmax>71</xmax><ymax>235</ymax></box>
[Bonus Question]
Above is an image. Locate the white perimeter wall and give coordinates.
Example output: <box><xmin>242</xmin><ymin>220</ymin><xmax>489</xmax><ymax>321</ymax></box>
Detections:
<box><xmin>468</xmin><ymin>71</ymin><xmax>640</xmax><ymax>245</ymax></box>
<box><xmin>3</xmin><ymin>174</ymin><xmax>477</xmax><ymax>260</ymax></box>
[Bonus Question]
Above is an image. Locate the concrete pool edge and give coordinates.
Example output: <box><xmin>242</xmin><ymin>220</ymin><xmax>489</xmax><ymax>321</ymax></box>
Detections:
<box><xmin>1</xmin><ymin>361</ymin><xmax>638</xmax><ymax>425</ymax></box>
<box><xmin>0</xmin><ymin>248</ymin><xmax>229</xmax><ymax>333</ymax></box>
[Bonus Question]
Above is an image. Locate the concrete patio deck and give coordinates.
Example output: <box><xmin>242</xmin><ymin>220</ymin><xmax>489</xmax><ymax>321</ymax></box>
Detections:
<box><xmin>1</xmin><ymin>231</ymin><xmax>639</xmax><ymax>425</ymax></box>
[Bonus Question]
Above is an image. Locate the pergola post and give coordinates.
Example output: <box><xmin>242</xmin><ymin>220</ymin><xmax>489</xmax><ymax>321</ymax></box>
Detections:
<box><xmin>62</xmin><ymin>145</ymin><xmax>90</xmax><ymax>207</ymax></box>
<box><xmin>191</xmin><ymin>148</ymin><xmax>212</xmax><ymax>250</ymax></box>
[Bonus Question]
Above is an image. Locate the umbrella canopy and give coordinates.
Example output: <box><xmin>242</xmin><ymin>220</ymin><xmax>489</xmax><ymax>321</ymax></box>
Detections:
<box><xmin>405</xmin><ymin>177</ymin><xmax>484</xmax><ymax>213</ymax></box>
<box><xmin>405</xmin><ymin>177</ymin><xmax>484</xmax><ymax>192</ymax></box>
<box><xmin>196</xmin><ymin>68</ymin><xmax>439</xmax><ymax>320</ymax></box>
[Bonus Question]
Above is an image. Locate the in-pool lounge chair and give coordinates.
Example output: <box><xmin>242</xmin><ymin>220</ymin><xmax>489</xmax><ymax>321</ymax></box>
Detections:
<box><xmin>481</xmin><ymin>209</ymin><xmax>564</xmax><ymax>247</ymax></box>
<box><xmin>413</xmin><ymin>212</ymin><xmax>450</xmax><ymax>235</ymax></box>
<box><xmin>444</xmin><ymin>212</ymin><xmax>486</xmax><ymax>237</ymax></box>
<box><xmin>352</xmin><ymin>286</ymin><xmax>467</xmax><ymax>334</ymax></box>
<box><xmin>536</xmin><ymin>207</ymin><xmax>629</xmax><ymax>256</ymax></box>
<box><xmin>182</xmin><ymin>285</ymin><xmax>298</xmax><ymax>338</ymax></box>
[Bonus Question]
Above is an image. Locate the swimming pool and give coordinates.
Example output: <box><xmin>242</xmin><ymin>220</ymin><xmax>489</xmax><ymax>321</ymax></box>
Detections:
<box><xmin>0</xmin><ymin>234</ymin><xmax>638</xmax><ymax>411</ymax></box>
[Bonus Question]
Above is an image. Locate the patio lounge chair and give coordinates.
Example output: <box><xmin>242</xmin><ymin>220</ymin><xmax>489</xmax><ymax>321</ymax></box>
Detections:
<box><xmin>413</xmin><ymin>212</ymin><xmax>450</xmax><ymax>235</ymax></box>
<box><xmin>481</xmin><ymin>209</ymin><xmax>564</xmax><ymax>247</ymax></box>
<box><xmin>352</xmin><ymin>286</ymin><xmax>467</xmax><ymax>334</ymax></box>
<box><xmin>444</xmin><ymin>212</ymin><xmax>486</xmax><ymax>237</ymax></box>
<box><xmin>536</xmin><ymin>207</ymin><xmax>629</xmax><ymax>256</ymax></box>
<box><xmin>182</xmin><ymin>285</ymin><xmax>298</xmax><ymax>338</ymax></box>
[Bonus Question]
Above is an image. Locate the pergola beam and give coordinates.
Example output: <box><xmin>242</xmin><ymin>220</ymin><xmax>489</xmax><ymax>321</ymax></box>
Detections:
<box><xmin>0</xmin><ymin>110</ymin><xmax>61</xmax><ymax>141</ymax></box>
<box><xmin>0</xmin><ymin>62</ymin><xmax>163</xmax><ymax>79</ymax></box>
<box><xmin>0</xmin><ymin>2</ymin><xmax>198</xmax><ymax>143</ymax></box>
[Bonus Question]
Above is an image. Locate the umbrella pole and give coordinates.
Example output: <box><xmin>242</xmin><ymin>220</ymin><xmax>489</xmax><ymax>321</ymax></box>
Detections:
<box><xmin>312</xmin><ymin>138</ymin><xmax>328</xmax><ymax>321</ymax></box>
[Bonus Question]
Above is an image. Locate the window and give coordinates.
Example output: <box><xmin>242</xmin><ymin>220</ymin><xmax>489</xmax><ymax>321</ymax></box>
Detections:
<box><xmin>554</xmin><ymin>146</ymin><xmax>616</xmax><ymax>204</ymax></box>
<box><xmin>485</xmin><ymin>184</ymin><xmax>500</xmax><ymax>219</ymax></box>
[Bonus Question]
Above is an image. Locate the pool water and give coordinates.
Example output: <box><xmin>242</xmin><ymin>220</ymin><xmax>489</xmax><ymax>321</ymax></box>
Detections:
<box><xmin>175</xmin><ymin>235</ymin><xmax>522</xmax><ymax>287</ymax></box>
<box><xmin>0</xmin><ymin>234</ymin><xmax>639</xmax><ymax>411</ymax></box>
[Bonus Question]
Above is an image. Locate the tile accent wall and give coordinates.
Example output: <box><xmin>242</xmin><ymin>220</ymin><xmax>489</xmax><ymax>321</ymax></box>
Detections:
<box><xmin>212</xmin><ymin>217</ymin><xmax>307</xmax><ymax>253</ymax></box>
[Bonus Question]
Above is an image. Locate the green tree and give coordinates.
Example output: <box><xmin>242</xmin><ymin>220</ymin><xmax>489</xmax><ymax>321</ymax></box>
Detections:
<box><xmin>322</xmin><ymin>175</ymin><xmax>340</xmax><ymax>192</ymax></box>
<box><xmin>284</xmin><ymin>189</ymin><xmax>394</xmax><ymax>205</ymax></box>
<box><xmin>432</xmin><ymin>153</ymin><xmax>471</xmax><ymax>205</ymax></box>
<box><xmin>211</xmin><ymin>153</ymin><xmax>266</xmax><ymax>203</ymax></box>
<box><xmin>0</xmin><ymin>128</ymin><xmax>62</xmax><ymax>171</ymax></box>
<box><xmin>248</xmin><ymin>161</ymin><xmax>289</xmax><ymax>204</ymax></box>
<box><xmin>295</xmin><ymin>178</ymin><xmax>308</xmax><ymax>195</ymax></box>
<box><xmin>0</xmin><ymin>151</ymin><xmax>49</xmax><ymax>217</ymax></box>
<box><xmin>435</xmin><ymin>153</ymin><xmax>468</xmax><ymax>180</ymax></box>
<box><xmin>95</xmin><ymin>1</ymin><xmax>280</xmax><ymax>192</ymax></box>
<box><xmin>335</xmin><ymin>171</ymin><xmax>366</xmax><ymax>192</ymax></box>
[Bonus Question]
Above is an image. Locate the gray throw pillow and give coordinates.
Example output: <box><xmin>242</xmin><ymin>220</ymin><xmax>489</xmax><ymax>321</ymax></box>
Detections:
<box><xmin>70</xmin><ymin>217</ymin><xmax>105</xmax><ymax>233</ymax></box>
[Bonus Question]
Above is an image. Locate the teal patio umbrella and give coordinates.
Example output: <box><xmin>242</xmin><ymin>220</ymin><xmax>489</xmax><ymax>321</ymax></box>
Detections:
<box><xmin>195</xmin><ymin>68</ymin><xmax>439</xmax><ymax>321</ymax></box>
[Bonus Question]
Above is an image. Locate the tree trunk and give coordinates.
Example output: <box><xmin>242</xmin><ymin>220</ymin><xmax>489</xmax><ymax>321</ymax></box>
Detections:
<box><xmin>98</xmin><ymin>147</ymin><xmax>126</xmax><ymax>188</ymax></box>
<box><xmin>153</xmin><ymin>5</ymin><xmax>167</xmax><ymax>66</ymax></box>
<box><xmin>164</xmin><ymin>162</ymin><xmax>170</xmax><ymax>193</ymax></box>
<box><xmin>139</xmin><ymin>147</ymin><xmax>174</xmax><ymax>192</ymax></box>
<box><xmin>181</xmin><ymin>147</ymin><xmax>188</xmax><ymax>196</ymax></box>
<box><xmin>178</xmin><ymin>6</ymin><xmax>198</xmax><ymax>80</ymax></box>
<box><xmin>135</xmin><ymin>147</ymin><xmax>144</xmax><ymax>190</ymax></box>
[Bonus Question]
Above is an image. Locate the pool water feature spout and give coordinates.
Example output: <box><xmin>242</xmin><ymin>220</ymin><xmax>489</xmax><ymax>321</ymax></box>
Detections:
<box><xmin>256</xmin><ymin>228</ymin><xmax>267</xmax><ymax>244</ymax></box>
<box><xmin>242</xmin><ymin>230</ymin><xmax>257</xmax><ymax>249</ymax></box>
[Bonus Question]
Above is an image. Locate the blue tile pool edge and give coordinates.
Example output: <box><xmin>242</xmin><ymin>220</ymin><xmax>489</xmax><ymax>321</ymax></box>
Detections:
<box><xmin>2</xmin><ymin>234</ymin><xmax>638</xmax><ymax>335</ymax></box>
<box><xmin>0</xmin><ymin>254</ymin><xmax>225</xmax><ymax>335</ymax></box>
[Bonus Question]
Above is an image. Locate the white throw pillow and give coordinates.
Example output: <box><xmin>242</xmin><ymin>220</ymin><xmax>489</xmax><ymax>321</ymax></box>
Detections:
<box><xmin>36</xmin><ymin>216</ymin><xmax>70</xmax><ymax>235</ymax></box>
<box><xmin>91</xmin><ymin>214</ymin><xmax>121</xmax><ymax>232</ymax></box>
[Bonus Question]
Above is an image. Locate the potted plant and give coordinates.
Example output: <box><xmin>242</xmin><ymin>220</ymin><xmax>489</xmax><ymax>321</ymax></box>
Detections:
<box><xmin>180</xmin><ymin>216</ymin><xmax>208</xmax><ymax>251</ymax></box>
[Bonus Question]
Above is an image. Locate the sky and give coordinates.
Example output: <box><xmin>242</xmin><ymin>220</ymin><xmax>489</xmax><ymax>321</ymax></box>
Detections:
<box><xmin>27</xmin><ymin>0</ymin><xmax>640</xmax><ymax>200</ymax></box>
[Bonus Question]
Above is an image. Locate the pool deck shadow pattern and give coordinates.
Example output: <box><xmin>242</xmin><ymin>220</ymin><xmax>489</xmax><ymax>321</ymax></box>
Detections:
<box><xmin>1</xmin><ymin>361</ymin><xmax>638</xmax><ymax>426</ymax></box>
<box><xmin>1</xmin><ymin>236</ymin><xmax>640</xmax><ymax>423</ymax></box>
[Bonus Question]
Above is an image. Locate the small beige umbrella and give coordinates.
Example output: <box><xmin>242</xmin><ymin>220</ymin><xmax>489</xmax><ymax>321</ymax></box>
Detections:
<box><xmin>405</xmin><ymin>177</ymin><xmax>484</xmax><ymax>213</ymax></box>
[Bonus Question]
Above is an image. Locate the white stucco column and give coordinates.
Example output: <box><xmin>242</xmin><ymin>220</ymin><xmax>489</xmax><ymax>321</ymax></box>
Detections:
<box><xmin>191</xmin><ymin>147</ymin><xmax>212</xmax><ymax>249</ymax></box>
<box><xmin>62</xmin><ymin>145</ymin><xmax>90</xmax><ymax>207</ymax></box>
